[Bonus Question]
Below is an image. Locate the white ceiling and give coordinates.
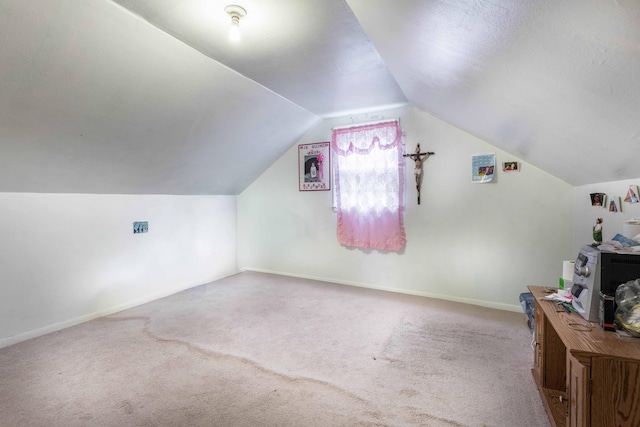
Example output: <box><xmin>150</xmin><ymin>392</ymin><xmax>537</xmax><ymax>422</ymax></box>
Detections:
<box><xmin>1</xmin><ymin>0</ymin><xmax>639</xmax><ymax>194</ymax></box>
<box><xmin>347</xmin><ymin>0</ymin><xmax>640</xmax><ymax>186</ymax></box>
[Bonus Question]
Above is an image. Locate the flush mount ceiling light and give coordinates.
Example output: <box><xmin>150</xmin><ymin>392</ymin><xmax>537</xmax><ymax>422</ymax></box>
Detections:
<box><xmin>224</xmin><ymin>4</ymin><xmax>247</xmax><ymax>42</ymax></box>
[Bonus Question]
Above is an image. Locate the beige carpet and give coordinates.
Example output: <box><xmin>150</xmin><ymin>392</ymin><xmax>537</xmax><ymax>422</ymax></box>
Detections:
<box><xmin>0</xmin><ymin>272</ymin><xmax>549</xmax><ymax>426</ymax></box>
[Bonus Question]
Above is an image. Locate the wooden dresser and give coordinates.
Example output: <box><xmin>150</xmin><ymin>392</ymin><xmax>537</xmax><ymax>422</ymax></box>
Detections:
<box><xmin>529</xmin><ymin>286</ymin><xmax>640</xmax><ymax>427</ymax></box>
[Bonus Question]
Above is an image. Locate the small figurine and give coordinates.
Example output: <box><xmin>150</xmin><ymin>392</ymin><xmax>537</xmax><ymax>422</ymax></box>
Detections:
<box><xmin>593</xmin><ymin>218</ymin><xmax>603</xmax><ymax>244</ymax></box>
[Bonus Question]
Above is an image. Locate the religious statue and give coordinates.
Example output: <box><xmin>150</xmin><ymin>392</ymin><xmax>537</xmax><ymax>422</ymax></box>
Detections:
<box><xmin>403</xmin><ymin>144</ymin><xmax>434</xmax><ymax>205</ymax></box>
<box><xmin>593</xmin><ymin>218</ymin><xmax>603</xmax><ymax>245</ymax></box>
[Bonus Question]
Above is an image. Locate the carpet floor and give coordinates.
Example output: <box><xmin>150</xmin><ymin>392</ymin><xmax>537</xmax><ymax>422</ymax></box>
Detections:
<box><xmin>0</xmin><ymin>272</ymin><xmax>549</xmax><ymax>426</ymax></box>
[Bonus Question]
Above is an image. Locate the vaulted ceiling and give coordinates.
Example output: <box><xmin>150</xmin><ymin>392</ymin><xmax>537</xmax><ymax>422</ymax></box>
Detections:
<box><xmin>1</xmin><ymin>0</ymin><xmax>639</xmax><ymax>194</ymax></box>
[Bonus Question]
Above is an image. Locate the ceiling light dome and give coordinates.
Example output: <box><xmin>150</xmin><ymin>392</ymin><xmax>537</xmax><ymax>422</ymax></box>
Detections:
<box><xmin>225</xmin><ymin>5</ymin><xmax>247</xmax><ymax>42</ymax></box>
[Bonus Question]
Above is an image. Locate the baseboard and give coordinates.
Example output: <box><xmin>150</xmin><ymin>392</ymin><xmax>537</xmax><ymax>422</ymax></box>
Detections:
<box><xmin>240</xmin><ymin>267</ymin><xmax>523</xmax><ymax>313</ymax></box>
<box><xmin>2</xmin><ymin>269</ymin><xmax>522</xmax><ymax>349</ymax></box>
<box><xmin>0</xmin><ymin>271</ymin><xmax>239</xmax><ymax>349</ymax></box>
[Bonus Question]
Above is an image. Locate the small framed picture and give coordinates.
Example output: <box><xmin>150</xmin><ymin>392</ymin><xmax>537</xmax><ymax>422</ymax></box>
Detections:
<box><xmin>608</xmin><ymin>195</ymin><xmax>621</xmax><ymax>213</ymax></box>
<box><xmin>299</xmin><ymin>142</ymin><xmax>331</xmax><ymax>191</ymax></box>
<box><xmin>502</xmin><ymin>161</ymin><xmax>519</xmax><ymax>172</ymax></box>
<box><xmin>590</xmin><ymin>193</ymin><xmax>605</xmax><ymax>207</ymax></box>
<box><xmin>133</xmin><ymin>221</ymin><xmax>148</xmax><ymax>234</ymax></box>
<box><xmin>625</xmin><ymin>186</ymin><xmax>639</xmax><ymax>204</ymax></box>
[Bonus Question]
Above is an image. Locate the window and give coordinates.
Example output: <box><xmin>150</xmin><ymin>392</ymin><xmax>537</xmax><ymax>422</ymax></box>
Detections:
<box><xmin>331</xmin><ymin>120</ymin><xmax>406</xmax><ymax>251</ymax></box>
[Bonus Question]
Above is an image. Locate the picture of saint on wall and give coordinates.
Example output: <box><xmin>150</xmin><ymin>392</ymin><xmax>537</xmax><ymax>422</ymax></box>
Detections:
<box><xmin>625</xmin><ymin>186</ymin><xmax>639</xmax><ymax>204</ymax></box>
<box><xmin>298</xmin><ymin>142</ymin><xmax>330</xmax><ymax>191</ymax></box>
<box><xmin>590</xmin><ymin>193</ymin><xmax>605</xmax><ymax>207</ymax></box>
<box><xmin>608</xmin><ymin>195</ymin><xmax>621</xmax><ymax>213</ymax></box>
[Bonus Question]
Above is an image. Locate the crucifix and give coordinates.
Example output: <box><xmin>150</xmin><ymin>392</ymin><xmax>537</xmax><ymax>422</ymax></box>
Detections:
<box><xmin>403</xmin><ymin>144</ymin><xmax>434</xmax><ymax>205</ymax></box>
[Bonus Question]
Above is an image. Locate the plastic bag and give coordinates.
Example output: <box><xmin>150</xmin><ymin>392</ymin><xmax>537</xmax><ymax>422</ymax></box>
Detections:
<box><xmin>614</xmin><ymin>279</ymin><xmax>640</xmax><ymax>336</ymax></box>
<box><xmin>519</xmin><ymin>292</ymin><xmax>534</xmax><ymax>334</ymax></box>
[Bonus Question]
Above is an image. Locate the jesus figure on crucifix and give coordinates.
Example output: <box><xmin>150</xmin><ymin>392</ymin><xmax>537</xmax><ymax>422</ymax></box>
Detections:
<box><xmin>403</xmin><ymin>144</ymin><xmax>434</xmax><ymax>204</ymax></box>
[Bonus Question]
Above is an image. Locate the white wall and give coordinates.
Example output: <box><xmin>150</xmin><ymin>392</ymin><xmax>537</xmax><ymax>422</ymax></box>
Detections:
<box><xmin>574</xmin><ymin>178</ymin><xmax>640</xmax><ymax>251</ymax></box>
<box><xmin>0</xmin><ymin>193</ymin><xmax>238</xmax><ymax>347</ymax></box>
<box><xmin>238</xmin><ymin>106</ymin><xmax>575</xmax><ymax>311</ymax></box>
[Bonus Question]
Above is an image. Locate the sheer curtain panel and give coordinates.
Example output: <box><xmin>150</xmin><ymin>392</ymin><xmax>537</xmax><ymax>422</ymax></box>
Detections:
<box><xmin>331</xmin><ymin>120</ymin><xmax>406</xmax><ymax>251</ymax></box>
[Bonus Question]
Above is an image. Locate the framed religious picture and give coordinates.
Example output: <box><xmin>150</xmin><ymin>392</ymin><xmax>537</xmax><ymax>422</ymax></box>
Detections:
<box><xmin>608</xmin><ymin>195</ymin><xmax>621</xmax><ymax>213</ymax></box>
<box><xmin>590</xmin><ymin>193</ymin><xmax>606</xmax><ymax>207</ymax></box>
<box><xmin>625</xmin><ymin>185</ymin><xmax>639</xmax><ymax>204</ymax></box>
<box><xmin>299</xmin><ymin>142</ymin><xmax>330</xmax><ymax>191</ymax></box>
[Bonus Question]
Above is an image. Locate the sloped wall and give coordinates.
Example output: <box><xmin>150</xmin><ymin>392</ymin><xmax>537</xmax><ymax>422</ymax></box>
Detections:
<box><xmin>0</xmin><ymin>193</ymin><xmax>237</xmax><ymax>347</ymax></box>
<box><xmin>238</xmin><ymin>106</ymin><xmax>575</xmax><ymax>311</ymax></box>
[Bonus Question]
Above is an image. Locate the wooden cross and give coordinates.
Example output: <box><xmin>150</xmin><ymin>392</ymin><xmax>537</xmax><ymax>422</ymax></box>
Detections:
<box><xmin>403</xmin><ymin>144</ymin><xmax>434</xmax><ymax>205</ymax></box>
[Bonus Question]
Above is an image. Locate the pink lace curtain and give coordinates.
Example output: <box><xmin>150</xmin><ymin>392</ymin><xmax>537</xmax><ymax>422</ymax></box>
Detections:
<box><xmin>331</xmin><ymin>120</ymin><xmax>406</xmax><ymax>251</ymax></box>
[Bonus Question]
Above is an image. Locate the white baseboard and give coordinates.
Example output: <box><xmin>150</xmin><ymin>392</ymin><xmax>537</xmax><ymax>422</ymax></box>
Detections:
<box><xmin>0</xmin><ymin>272</ymin><xmax>239</xmax><ymax>349</ymax></box>
<box><xmin>2</xmin><ymin>269</ymin><xmax>522</xmax><ymax>349</ymax></box>
<box><xmin>240</xmin><ymin>267</ymin><xmax>523</xmax><ymax>313</ymax></box>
